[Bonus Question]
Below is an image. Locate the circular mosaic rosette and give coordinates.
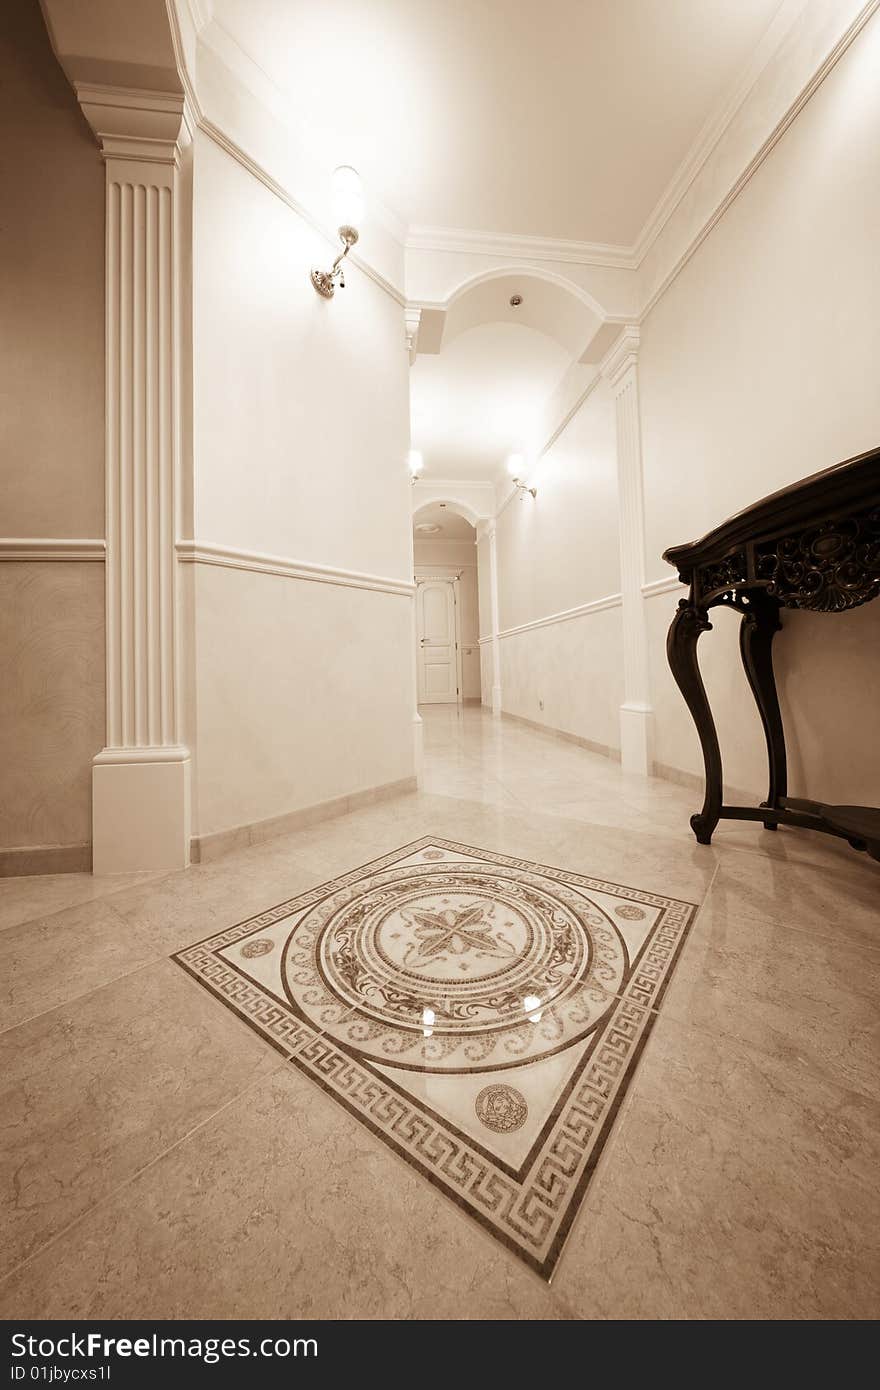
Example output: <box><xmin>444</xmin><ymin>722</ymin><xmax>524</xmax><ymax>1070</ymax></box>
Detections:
<box><xmin>282</xmin><ymin>862</ymin><xmax>627</xmax><ymax>1072</ymax></box>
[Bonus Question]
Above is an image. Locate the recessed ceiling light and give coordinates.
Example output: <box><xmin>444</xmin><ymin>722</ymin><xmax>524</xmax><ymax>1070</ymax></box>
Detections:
<box><xmin>509</xmin><ymin>294</ymin><xmax>523</xmax><ymax>307</ymax></box>
<box><xmin>415</xmin><ymin>523</ymin><xmax>441</xmax><ymax>534</ymax></box>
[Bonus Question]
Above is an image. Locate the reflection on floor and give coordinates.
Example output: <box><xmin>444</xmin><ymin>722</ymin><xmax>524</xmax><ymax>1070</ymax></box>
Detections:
<box><xmin>1</xmin><ymin>705</ymin><xmax>878</xmax><ymax>1318</ymax></box>
<box><xmin>174</xmin><ymin>835</ymin><xmax>696</xmax><ymax>1277</ymax></box>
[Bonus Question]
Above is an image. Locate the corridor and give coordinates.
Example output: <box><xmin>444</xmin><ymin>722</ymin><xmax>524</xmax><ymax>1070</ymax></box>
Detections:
<box><xmin>1</xmin><ymin>707</ymin><xmax>876</xmax><ymax>1320</ymax></box>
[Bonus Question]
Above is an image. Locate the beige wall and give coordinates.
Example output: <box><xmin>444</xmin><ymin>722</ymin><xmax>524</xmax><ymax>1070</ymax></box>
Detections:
<box><xmin>639</xmin><ymin>14</ymin><xmax>880</xmax><ymax>802</ymax></box>
<box><xmin>493</xmin><ymin>379</ymin><xmax>622</xmax><ymax>750</ymax></box>
<box><xmin>0</xmin><ymin>0</ymin><xmax>105</xmax><ymax>859</ymax></box>
<box><xmin>190</xmin><ymin>132</ymin><xmax>415</xmax><ymax>837</ymax></box>
<box><xmin>413</xmin><ymin>537</ymin><xmax>481</xmax><ymax>700</ymax></box>
<box><xmin>192</xmin><ymin>565</ymin><xmax>414</xmax><ymax>836</ymax></box>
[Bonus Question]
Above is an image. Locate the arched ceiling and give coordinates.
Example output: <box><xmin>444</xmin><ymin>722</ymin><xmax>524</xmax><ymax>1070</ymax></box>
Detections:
<box><xmin>413</xmin><ymin>504</ymin><xmax>477</xmax><ymax>542</ymax></box>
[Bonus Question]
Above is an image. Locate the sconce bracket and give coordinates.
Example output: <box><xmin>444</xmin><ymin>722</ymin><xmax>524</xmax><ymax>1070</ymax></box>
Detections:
<box><xmin>311</xmin><ymin>226</ymin><xmax>360</xmax><ymax>299</ymax></box>
<box><xmin>310</xmin><ymin>268</ymin><xmax>337</xmax><ymax>299</ymax></box>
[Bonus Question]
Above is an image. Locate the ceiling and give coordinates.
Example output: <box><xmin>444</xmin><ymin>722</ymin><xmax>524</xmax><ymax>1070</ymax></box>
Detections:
<box><xmin>206</xmin><ymin>0</ymin><xmax>788</xmax><ymax>485</ymax></box>
<box><xmin>209</xmin><ymin>0</ymin><xmax>784</xmax><ymax>245</ymax></box>
<box><xmin>413</xmin><ymin>503</ymin><xmax>477</xmax><ymax>541</ymax></box>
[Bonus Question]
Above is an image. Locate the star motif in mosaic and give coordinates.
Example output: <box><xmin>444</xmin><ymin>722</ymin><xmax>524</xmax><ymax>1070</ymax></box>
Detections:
<box><xmin>172</xmin><ymin>836</ymin><xmax>696</xmax><ymax>1278</ymax></box>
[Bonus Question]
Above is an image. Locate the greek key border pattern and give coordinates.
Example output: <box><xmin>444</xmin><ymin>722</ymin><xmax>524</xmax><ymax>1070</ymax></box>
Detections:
<box><xmin>172</xmin><ymin>836</ymin><xmax>697</xmax><ymax>1278</ymax></box>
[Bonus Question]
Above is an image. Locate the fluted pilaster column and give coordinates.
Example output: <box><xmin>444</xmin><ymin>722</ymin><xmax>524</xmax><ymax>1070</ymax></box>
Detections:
<box><xmin>477</xmin><ymin>519</ymin><xmax>502</xmax><ymax>716</ymax></box>
<box><xmin>601</xmin><ymin>327</ymin><xmax>653</xmax><ymax>775</ymax></box>
<box><xmin>77</xmin><ymin>86</ymin><xmax>191</xmax><ymax>872</ymax></box>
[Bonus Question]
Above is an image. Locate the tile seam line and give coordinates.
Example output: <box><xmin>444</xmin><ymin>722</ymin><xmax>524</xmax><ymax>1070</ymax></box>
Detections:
<box><xmin>0</xmin><ymin>950</ymin><xmax>167</xmax><ymax>1040</ymax></box>
<box><xmin>0</xmin><ymin>868</ymin><xmax>178</xmax><ymax>936</ymax></box>
<box><xmin>0</xmin><ymin>1055</ymin><xmax>290</xmax><ymax>1293</ymax></box>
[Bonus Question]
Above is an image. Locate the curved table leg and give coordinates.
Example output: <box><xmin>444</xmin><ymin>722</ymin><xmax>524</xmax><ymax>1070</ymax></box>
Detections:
<box><xmin>667</xmin><ymin>600</ymin><xmax>722</xmax><ymax>844</ymax></box>
<box><xmin>739</xmin><ymin>592</ymin><xmax>787</xmax><ymax>830</ymax></box>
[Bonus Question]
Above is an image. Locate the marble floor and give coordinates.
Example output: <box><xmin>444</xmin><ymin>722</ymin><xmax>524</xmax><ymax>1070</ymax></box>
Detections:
<box><xmin>1</xmin><ymin>705</ymin><xmax>878</xmax><ymax>1319</ymax></box>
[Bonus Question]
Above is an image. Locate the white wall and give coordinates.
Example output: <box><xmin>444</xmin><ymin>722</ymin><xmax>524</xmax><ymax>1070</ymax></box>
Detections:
<box><xmin>0</xmin><ymin>0</ymin><xmax>105</xmax><ymax>861</ymax></box>
<box><xmin>413</xmin><ymin>537</ymin><xmax>481</xmax><ymax>699</ymax></box>
<box><xmin>640</xmin><ymin>13</ymin><xmax>880</xmax><ymax>802</ymax></box>
<box><xmin>191</xmin><ymin>131</ymin><xmax>415</xmax><ymax>838</ymax></box>
<box><xmin>493</xmin><ymin>379</ymin><xmax>623</xmax><ymax>752</ymax></box>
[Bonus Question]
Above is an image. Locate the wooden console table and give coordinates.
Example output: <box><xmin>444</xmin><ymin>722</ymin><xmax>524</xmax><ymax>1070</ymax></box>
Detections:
<box><xmin>663</xmin><ymin>445</ymin><xmax>880</xmax><ymax>862</ymax></box>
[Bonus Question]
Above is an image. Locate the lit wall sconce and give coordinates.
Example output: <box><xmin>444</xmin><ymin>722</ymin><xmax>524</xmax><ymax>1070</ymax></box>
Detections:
<box><xmin>506</xmin><ymin>453</ymin><xmax>537</xmax><ymax>499</ymax></box>
<box><xmin>311</xmin><ymin>165</ymin><xmax>364</xmax><ymax>298</ymax></box>
<box><xmin>408</xmin><ymin>449</ymin><xmax>424</xmax><ymax>484</ymax></box>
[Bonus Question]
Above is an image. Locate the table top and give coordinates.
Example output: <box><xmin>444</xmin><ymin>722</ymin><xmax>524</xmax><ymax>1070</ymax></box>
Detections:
<box><xmin>663</xmin><ymin>445</ymin><xmax>880</xmax><ymax>573</ymax></box>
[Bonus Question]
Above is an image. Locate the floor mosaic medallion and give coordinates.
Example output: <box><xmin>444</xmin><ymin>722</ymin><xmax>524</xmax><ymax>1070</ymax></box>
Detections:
<box><xmin>173</xmin><ymin>837</ymin><xmax>696</xmax><ymax>1278</ymax></box>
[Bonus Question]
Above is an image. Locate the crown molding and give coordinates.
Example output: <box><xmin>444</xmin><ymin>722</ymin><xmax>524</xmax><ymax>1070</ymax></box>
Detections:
<box><xmin>167</xmin><ymin>0</ymin><xmax>878</xmax><ymax>329</ymax></box>
<box><xmin>184</xmin><ymin>0</ymin><xmax>214</xmax><ymax>34</ymax></box>
<box><xmin>176</xmin><ymin>540</ymin><xmax>415</xmax><ymax>598</ymax></box>
<box><xmin>631</xmin><ymin>0</ymin><xmax>809</xmax><ymax>266</ymax></box>
<box><xmin>197</xmin><ymin>13</ymin><xmax>409</xmax><ymax>249</ymax></box>
<box><xmin>405</xmin><ymin>224</ymin><xmax>637</xmax><ymax>270</ymax></box>
<box><xmin>538</xmin><ymin>371</ymin><xmax>604</xmax><ymax>459</ymax></box>
<box><xmin>165</xmin><ymin>3</ymin><xmax>406</xmax><ymax>306</ymax></box>
<box><xmin>0</xmin><ymin>538</ymin><xmax>106</xmax><ymax>561</ymax></box>
<box><xmin>638</xmin><ymin>0</ymin><xmax>880</xmax><ymax>321</ymax></box>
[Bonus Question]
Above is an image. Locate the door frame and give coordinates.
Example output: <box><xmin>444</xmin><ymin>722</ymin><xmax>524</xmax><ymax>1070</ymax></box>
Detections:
<box><xmin>414</xmin><ymin>571</ymin><xmax>464</xmax><ymax>704</ymax></box>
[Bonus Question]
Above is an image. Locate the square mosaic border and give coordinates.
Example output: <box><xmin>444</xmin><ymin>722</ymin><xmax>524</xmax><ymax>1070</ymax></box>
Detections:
<box><xmin>172</xmin><ymin>836</ymin><xmax>698</xmax><ymax>1279</ymax></box>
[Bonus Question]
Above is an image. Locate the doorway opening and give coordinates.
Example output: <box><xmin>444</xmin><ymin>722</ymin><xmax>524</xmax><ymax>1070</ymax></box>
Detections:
<box><xmin>413</xmin><ymin>504</ymin><xmax>481</xmax><ymax>706</ymax></box>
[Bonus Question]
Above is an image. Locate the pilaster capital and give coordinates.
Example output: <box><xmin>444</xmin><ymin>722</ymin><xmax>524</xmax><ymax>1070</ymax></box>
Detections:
<box><xmin>476</xmin><ymin>518</ymin><xmax>497</xmax><ymax>543</ymax></box>
<box><xmin>599</xmin><ymin>325</ymin><xmax>641</xmax><ymax>392</ymax></box>
<box><xmin>74</xmin><ymin>83</ymin><xmax>188</xmax><ymax>167</ymax></box>
<box><xmin>404</xmin><ymin>306</ymin><xmax>422</xmax><ymax>364</ymax></box>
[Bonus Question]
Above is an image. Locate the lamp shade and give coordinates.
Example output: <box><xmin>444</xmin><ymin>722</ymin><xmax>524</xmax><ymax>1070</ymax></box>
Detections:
<box><xmin>408</xmin><ymin>449</ymin><xmax>424</xmax><ymax>477</ymax></box>
<box><xmin>332</xmin><ymin>165</ymin><xmax>364</xmax><ymax>232</ymax></box>
<box><xmin>506</xmin><ymin>452</ymin><xmax>524</xmax><ymax>478</ymax></box>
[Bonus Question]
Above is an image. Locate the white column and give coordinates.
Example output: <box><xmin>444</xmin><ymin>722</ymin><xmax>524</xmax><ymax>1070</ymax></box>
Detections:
<box><xmin>410</xmin><ymin>566</ymin><xmax>424</xmax><ymax>785</ymax></box>
<box><xmin>601</xmin><ymin>327</ymin><xmax>653</xmax><ymax>776</ymax></box>
<box><xmin>77</xmin><ymin>87</ymin><xmax>192</xmax><ymax>873</ymax></box>
<box><xmin>478</xmin><ymin>519</ymin><xmax>502</xmax><ymax>716</ymax></box>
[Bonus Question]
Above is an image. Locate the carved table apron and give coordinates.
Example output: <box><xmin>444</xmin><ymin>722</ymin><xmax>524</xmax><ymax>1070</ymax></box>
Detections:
<box><xmin>662</xmin><ymin>446</ymin><xmax>880</xmax><ymax>862</ymax></box>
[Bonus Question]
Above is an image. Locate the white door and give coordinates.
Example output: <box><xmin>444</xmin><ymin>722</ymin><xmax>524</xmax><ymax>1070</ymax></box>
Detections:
<box><xmin>417</xmin><ymin>580</ymin><xmax>458</xmax><ymax>704</ymax></box>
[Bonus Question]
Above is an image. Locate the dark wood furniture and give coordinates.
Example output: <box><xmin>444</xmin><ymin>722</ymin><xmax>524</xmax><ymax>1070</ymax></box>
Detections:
<box><xmin>663</xmin><ymin>445</ymin><xmax>880</xmax><ymax>862</ymax></box>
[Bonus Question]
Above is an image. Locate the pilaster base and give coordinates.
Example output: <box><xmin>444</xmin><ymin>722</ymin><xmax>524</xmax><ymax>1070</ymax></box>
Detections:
<box><xmin>619</xmin><ymin>702</ymin><xmax>653</xmax><ymax>777</ymax></box>
<box><xmin>412</xmin><ymin>712</ymin><xmax>424</xmax><ymax>786</ymax></box>
<box><xmin>492</xmin><ymin>685</ymin><xmax>502</xmax><ymax>717</ymax></box>
<box><xmin>92</xmin><ymin>747</ymin><xmax>191</xmax><ymax>875</ymax></box>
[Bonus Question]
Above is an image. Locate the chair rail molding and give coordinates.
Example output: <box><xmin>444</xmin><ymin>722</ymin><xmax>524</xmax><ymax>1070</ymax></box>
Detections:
<box><xmin>176</xmin><ymin>540</ymin><xmax>416</xmax><ymax>597</ymax></box>
<box><xmin>77</xmin><ymin>84</ymin><xmax>192</xmax><ymax>875</ymax></box>
<box><xmin>0</xmin><ymin>538</ymin><xmax>106</xmax><ymax>561</ymax></box>
<box><xmin>600</xmin><ymin>326</ymin><xmax>653</xmax><ymax>775</ymax></box>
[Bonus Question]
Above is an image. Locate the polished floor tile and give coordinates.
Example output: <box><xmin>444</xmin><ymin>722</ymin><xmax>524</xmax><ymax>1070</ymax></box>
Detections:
<box><xmin>0</xmin><ymin>703</ymin><xmax>876</xmax><ymax>1319</ymax></box>
<box><xmin>0</xmin><ymin>960</ymin><xmax>280</xmax><ymax>1278</ymax></box>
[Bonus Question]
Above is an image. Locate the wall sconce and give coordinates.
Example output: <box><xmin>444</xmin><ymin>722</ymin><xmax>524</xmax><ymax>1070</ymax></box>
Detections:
<box><xmin>506</xmin><ymin>453</ymin><xmax>537</xmax><ymax>499</ymax></box>
<box><xmin>311</xmin><ymin>165</ymin><xmax>364</xmax><ymax>299</ymax></box>
<box><xmin>408</xmin><ymin>449</ymin><xmax>424</xmax><ymax>485</ymax></box>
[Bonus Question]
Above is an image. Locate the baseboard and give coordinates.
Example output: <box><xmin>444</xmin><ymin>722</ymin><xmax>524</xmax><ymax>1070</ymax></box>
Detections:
<box><xmin>651</xmin><ymin>760</ymin><xmax>759</xmax><ymax>805</ymax></box>
<box><xmin>191</xmin><ymin>775</ymin><xmax>419</xmax><ymax>865</ymax></box>
<box><xmin>0</xmin><ymin>842</ymin><xmax>92</xmax><ymax>878</ymax></box>
<box><xmin>501</xmin><ymin>710</ymin><xmax>621</xmax><ymax>762</ymax></box>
